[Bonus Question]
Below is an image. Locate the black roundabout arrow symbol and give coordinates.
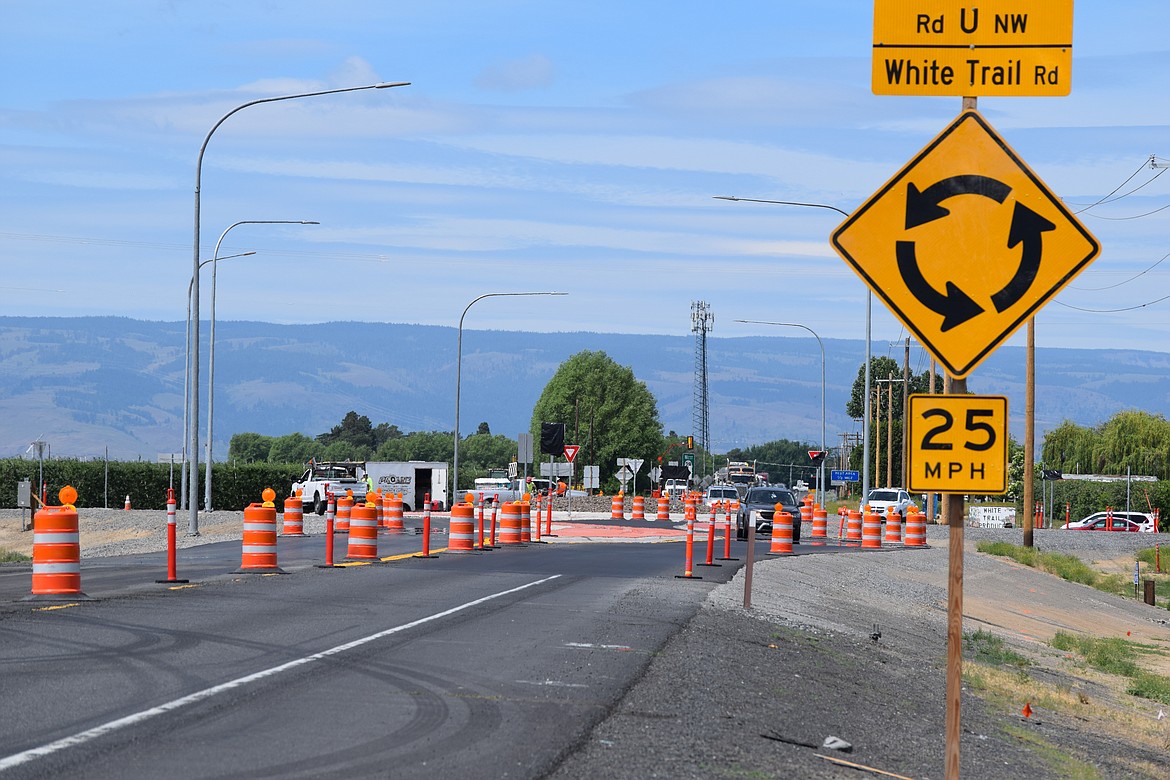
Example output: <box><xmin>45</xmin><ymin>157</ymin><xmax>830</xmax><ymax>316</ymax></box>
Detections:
<box><xmin>905</xmin><ymin>175</ymin><xmax>1012</xmax><ymax>229</ymax></box>
<box><xmin>990</xmin><ymin>202</ymin><xmax>1056</xmax><ymax>313</ymax></box>
<box><xmin>896</xmin><ymin>241</ymin><xmax>984</xmax><ymax>331</ymax></box>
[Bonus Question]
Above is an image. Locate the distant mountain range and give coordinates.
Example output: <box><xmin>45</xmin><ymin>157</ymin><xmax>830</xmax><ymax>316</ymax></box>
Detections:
<box><xmin>0</xmin><ymin>316</ymin><xmax>1165</xmax><ymax>461</ymax></box>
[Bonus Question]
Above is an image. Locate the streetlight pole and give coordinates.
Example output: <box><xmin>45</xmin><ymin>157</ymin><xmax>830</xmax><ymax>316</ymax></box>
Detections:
<box><xmin>735</xmin><ymin>320</ymin><xmax>826</xmax><ymax>507</ymax></box>
<box><xmin>714</xmin><ymin>195</ymin><xmax>871</xmax><ymax>503</ymax></box>
<box><xmin>204</xmin><ymin>220</ymin><xmax>318</xmax><ymax>511</ymax></box>
<box><xmin>453</xmin><ymin>292</ymin><xmax>567</xmax><ymax>501</ymax></box>
<box><xmin>189</xmin><ymin>80</ymin><xmax>409</xmax><ymax>535</ymax></box>
<box><xmin>182</xmin><ymin>251</ymin><xmax>254</xmax><ymax>511</ymax></box>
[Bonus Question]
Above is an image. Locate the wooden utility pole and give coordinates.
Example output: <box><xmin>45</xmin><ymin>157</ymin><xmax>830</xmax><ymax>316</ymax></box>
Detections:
<box><xmin>886</xmin><ymin>373</ymin><xmax>894</xmax><ymax>486</ymax></box>
<box><xmin>902</xmin><ymin>337</ymin><xmax>910</xmax><ymax>486</ymax></box>
<box><xmin>1023</xmin><ymin>319</ymin><xmax>1036</xmax><ymax>546</ymax></box>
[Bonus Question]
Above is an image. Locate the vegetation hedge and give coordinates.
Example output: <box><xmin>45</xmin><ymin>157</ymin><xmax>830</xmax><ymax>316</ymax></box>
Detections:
<box><xmin>0</xmin><ymin>458</ymin><xmax>304</xmax><ymax>511</ymax></box>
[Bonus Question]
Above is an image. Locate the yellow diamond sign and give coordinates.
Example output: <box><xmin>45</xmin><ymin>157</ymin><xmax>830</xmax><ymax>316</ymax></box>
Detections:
<box><xmin>831</xmin><ymin>110</ymin><xmax>1099</xmax><ymax>378</ymax></box>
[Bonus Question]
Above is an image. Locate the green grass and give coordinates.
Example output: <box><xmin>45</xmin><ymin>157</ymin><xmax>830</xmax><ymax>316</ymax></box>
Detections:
<box><xmin>964</xmin><ymin>628</ymin><xmax>1031</xmax><ymax>668</ymax></box>
<box><xmin>976</xmin><ymin>541</ymin><xmax>1155</xmax><ymax>602</ymax></box>
<box><xmin>0</xmin><ymin>548</ymin><xmax>30</xmax><ymax>563</ymax></box>
<box><xmin>1051</xmin><ymin>632</ymin><xmax>1170</xmax><ymax>705</ymax></box>
<box><xmin>1002</xmin><ymin>724</ymin><xmax>1103</xmax><ymax>780</ymax></box>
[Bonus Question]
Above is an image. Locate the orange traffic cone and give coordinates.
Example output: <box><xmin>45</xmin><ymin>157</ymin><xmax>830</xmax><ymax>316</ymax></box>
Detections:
<box><xmin>124</xmin><ymin>495</ymin><xmax>131</xmax><ymax>510</ymax></box>
<box><xmin>1022</xmin><ymin>702</ymin><xmax>1033</xmax><ymax>718</ymax></box>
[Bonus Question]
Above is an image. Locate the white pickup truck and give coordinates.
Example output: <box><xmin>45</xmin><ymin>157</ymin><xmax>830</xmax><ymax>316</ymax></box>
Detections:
<box><xmin>292</xmin><ymin>462</ymin><xmax>367</xmax><ymax>515</ymax></box>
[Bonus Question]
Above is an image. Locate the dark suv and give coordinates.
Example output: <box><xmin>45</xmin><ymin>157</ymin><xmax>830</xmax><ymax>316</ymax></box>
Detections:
<box><xmin>736</xmin><ymin>486</ymin><xmax>800</xmax><ymax>541</ymax></box>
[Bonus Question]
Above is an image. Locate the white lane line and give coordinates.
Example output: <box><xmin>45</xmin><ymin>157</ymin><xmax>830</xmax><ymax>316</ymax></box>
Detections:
<box><xmin>564</xmin><ymin>642</ymin><xmax>634</xmax><ymax>651</ymax></box>
<box><xmin>0</xmin><ymin>574</ymin><xmax>563</xmax><ymax>772</ymax></box>
<box><xmin>515</xmin><ymin>679</ymin><xmax>589</xmax><ymax>688</ymax></box>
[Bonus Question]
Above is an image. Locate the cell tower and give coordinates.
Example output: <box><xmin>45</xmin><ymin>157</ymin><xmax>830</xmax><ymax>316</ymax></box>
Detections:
<box><xmin>691</xmin><ymin>301</ymin><xmax>713</xmax><ymax>477</ymax></box>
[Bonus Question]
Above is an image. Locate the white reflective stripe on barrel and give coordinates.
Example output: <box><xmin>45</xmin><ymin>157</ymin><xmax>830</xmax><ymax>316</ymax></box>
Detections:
<box><xmin>32</xmin><ymin>562</ymin><xmax>81</xmax><ymax>573</ymax></box>
<box><xmin>33</xmin><ymin>532</ymin><xmax>79</xmax><ymax>544</ymax></box>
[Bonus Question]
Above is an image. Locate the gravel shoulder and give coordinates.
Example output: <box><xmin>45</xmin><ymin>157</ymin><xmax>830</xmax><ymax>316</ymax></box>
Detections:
<box><xmin>550</xmin><ymin>526</ymin><xmax>1170</xmax><ymax>780</ymax></box>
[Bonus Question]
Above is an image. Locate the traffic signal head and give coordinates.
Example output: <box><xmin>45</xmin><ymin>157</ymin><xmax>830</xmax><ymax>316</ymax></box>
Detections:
<box><xmin>686</xmin><ymin>436</ymin><xmax>694</xmax><ymax>449</ymax></box>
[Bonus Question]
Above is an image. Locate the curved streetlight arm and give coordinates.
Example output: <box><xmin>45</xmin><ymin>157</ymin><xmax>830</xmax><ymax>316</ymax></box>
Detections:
<box><xmin>735</xmin><ymin>319</ymin><xmax>827</xmax><ymax>507</ymax></box>
<box><xmin>713</xmin><ymin>196</ymin><xmax>848</xmax><ymax>218</ymax></box>
<box><xmin>717</xmin><ymin>194</ymin><xmax>869</xmax><ymax>504</ymax></box>
<box><xmin>453</xmin><ymin>292</ymin><xmax>568</xmax><ymax>502</ymax></box>
<box><xmin>188</xmin><ymin>80</ymin><xmax>409</xmax><ymax>535</ymax></box>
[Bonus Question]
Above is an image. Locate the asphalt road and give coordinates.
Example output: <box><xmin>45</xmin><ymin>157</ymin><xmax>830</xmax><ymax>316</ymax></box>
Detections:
<box><xmin>0</xmin><ymin>530</ymin><xmax>746</xmax><ymax>779</ymax></box>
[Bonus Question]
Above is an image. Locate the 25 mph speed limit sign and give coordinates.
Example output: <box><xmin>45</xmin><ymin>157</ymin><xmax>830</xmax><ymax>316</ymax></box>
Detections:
<box><xmin>907</xmin><ymin>394</ymin><xmax>1008</xmax><ymax>494</ymax></box>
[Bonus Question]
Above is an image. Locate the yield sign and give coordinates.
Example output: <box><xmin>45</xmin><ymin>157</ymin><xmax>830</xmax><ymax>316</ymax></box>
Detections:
<box><xmin>831</xmin><ymin>110</ymin><xmax>1099</xmax><ymax>378</ymax></box>
<box><xmin>563</xmin><ymin>444</ymin><xmax>580</xmax><ymax>463</ymax></box>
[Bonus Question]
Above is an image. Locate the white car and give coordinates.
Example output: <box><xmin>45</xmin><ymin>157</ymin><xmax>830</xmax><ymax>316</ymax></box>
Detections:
<box><xmin>862</xmin><ymin>488</ymin><xmax>912</xmax><ymax>518</ymax></box>
<box><xmin>1063</xmin><ymin>510</ymin><xmax>1156</xmax><ymax>533</ymax></box>
<box><xmin>704</xmin><ymin>485</ymin><xmax>739</xmax><ymax>506</ymax></box>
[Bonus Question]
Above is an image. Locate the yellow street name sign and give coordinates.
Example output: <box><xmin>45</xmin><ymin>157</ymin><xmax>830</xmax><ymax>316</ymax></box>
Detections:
<box><xmin>873</xmin><ymin>0</ymin><xmax>1074</xmax><ymax>96</ymax></box>
<box><xmin>908</xmin><ymin>394</ymin><xmax>1008</xmax><ymax>494</ymax></box>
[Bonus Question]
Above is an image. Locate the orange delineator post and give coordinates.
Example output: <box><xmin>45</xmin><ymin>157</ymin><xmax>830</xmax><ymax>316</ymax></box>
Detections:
<box><xmin>476</xmin><ymin>494</ymin><xmax>488</xmax><ymax>549</ymax></box>
<box><xmin>236</xmin><ymin>501</ymin><xmax>285</xmax><ymax>573</ymax></box>
<box><xmin>674</xmin><ymin>504</ymin><xmax>702</xmax><ymax>579</ymax></box>
<box><xmin>416</xmin><ymin>492</ymin><xmax>438</xmax><ymax>558</ymax></box>
<box><xmin>884</xmin><ymin>505</ymin><xmax>903</xmax><ymax>544</ymax></box>
<box><xmin>447</xmin><ymin>502</ymin><xmax>476</xmax><ymax>552</ymax></box>
<box><xmin>544</xmin><ymin>492</ymin><xmax>555</xmax><ymax>537</ymax></box>
<box><xmin>28</xmin><ymin>491</ymin><xmax>90</xmax><ymax>600</ymax></box>
<box><xmin>768</xmin><ymin>508</ymin><xmax>794</xmax><ymax>555</ymax></box>
<box><xmin>861</xmin><ymin>509</ymin><xmax>882</xmax><ymax>549</ymax></box>
<box><xmin>322</xmin><ymin>493</ymin><xmax>336</xmax><ymax>566</ymax></box>
<box><xmin>282</xmin><ymin>495</ymin><xmax>306</xmax><ymax>536</ymax></box>
<box><xmin>631</xmin><ymin>495</ymin><xmax>645</xmax><ymax>520</ymax></box>
<box><xmin>346</xmin><ymin>503</ymin><xmax>380</xmax><ymax>560</ymax></box>
<box><xmin>489</xmin><ymin>495</ymin><xmax>499</xmax><ymax>546</ymax></box>
<box><xmin>611</xmin><ymin>494</ymin><xmax>625</xmax><ymax>520</ymax></box>
<box><xmin>718</xmin><ymin>500</ymin><xmax>737</xmax><ymax>561</ymax></box>
<box><xmin>905</xmin><ymin>510</ymin><xmax>927</xmax><ymax>547</ymax></box>
<box><xmin>156</xmin><ymin>488</ymin><xmax>189</xmax><ymax>584</ymax></box>
<box><xmin>698</xmin><ymin>506</ymin><xmax>721</xmax><ymax>567</ymax></box>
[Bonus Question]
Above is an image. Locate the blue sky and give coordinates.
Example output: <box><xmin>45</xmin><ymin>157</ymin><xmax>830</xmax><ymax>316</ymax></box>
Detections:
<box><xmin>2</xmin><ymin>1</ymin><xmax>1168</xmax><ymax>358</ymax></box>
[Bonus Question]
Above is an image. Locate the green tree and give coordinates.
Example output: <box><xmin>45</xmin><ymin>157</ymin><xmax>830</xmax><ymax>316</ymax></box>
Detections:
<box><xmin>317</xmin><ymin>411</ymin><xmax>376</xmax><ymax>451</ymax></box>
<box><xmin>269</xmin><ymin>433</ymin><xmax>319</xmax><ymax>464</ymax></box>
<box><xmin>476</xmin><ymin>421</ymin><xmax>491</xmax><ymax>436</ymax></box>
<box><xmin>531</xmin><ymin>350</ymin><xmax>662</xmax><ymax>488</ymax></box>
<box><xmin>845</xmin><ymin>357</ymin><xmax>935</xmax><ymax>487</ymax></box>
<box><xmin>229</xmin><ymin>432</ymin><xmax>274</xmax><ymax>463</ymax></box>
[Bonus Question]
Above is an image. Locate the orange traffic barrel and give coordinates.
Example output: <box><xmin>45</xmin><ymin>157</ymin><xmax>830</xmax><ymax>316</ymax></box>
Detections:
<box><xmin>799</xmin><ymin>501</ymin><xmax>813</xmax><ymax>538</ymax></box>
<box><xmin>631</xmin><ymin>495</ymin><xmax>645</xmax><ymax>520</ymax></box>
<box><xmin>447</xmin><ymin>502</ymin><xmax>475</xmax><ymax>552</ymax></box>
<box><xmin>768</xmin><ymin>508</ymin><xmax>794</xmax><ymax>554</ymax></box>
<box><xmin>811</xmin><ymin>506</ymin><xmax>828</xmax><ymax>542</ymax></box>
<box><xmin>27</xmin><ymin>488</ymin><xmax>91</xmax><ymax>600</ymax></box>
<box><xmin>383</xmin><ymin>492</ymin><xmax>405</xmax><ymax>533</ymax></box>
<box><xmin>905</xmin><ymin>510</ymin><xmax>927</xmax><ymax>547</ymax></box>
<box><xmin>335</xmin><ymin>495</ymin><xmax>353</xmax><ymax>533</ymax></box>
<box><xmin>611</xmin><ymin>494</ymin><xmax>625</xmax><ymax>520</ymax></box>
<box><xmin>861</xmin><ymin>509</ymin><xmax>882</xmax><ymax>549</ymax></box>
<box><xmin>846</xmin><ymin>510</ymin><xmax>863</xmax><ymax>544</ymax></box>
<box><xmin>236</xmin><ymin>502</ymin><xmax>285</xmax><ymax>573</ymax></box>
<box><xmin>520</xmin><ymin>500</ymin><xmax>532</xmax><ymax>543</ymax></box>
<box><xmin>498</xmin><ymin>501</ymin><xmax>524</xmax><ymax>545</ymax></box>
<box><xmin>282</xmin><ymin>495</ymin><xmax>306</xmax><ymax>536</ymax></box>
<box><xmin>884</xmin><ymin>505</ymin><xmax>903</xmax><ymax>544</ymax></box>
<box><xmin>346</xmin><ymin>503</ymin><xmax>380</xmax><ymax>560</ymax></box>
<box><xmin>656</xmin><ymin>495</ymin><xmax>669</xmax><ymax>521</ymax></box>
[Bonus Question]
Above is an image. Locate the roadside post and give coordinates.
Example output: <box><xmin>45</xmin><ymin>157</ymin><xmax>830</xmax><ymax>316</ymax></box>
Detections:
<box><xmin>156</xmin><ymin>487</ymin><xmax>189</xmax><ymax>585</ymax></box>
<box><xmin>833</xmin><ymin>5</ymin><xmax>1097</xmax><ymax>775</ymax></box>
<box><xmin>317</xmin><ymin>492</ymin><xmax>336</xmax><ymax>568</ymax></box>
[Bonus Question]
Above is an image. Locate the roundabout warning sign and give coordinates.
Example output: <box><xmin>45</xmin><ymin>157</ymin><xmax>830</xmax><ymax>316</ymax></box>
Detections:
<box><xmin>831</xmin><ymin>110</ymin><xmax>1099</xmax><ymax>378</ymax></box>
